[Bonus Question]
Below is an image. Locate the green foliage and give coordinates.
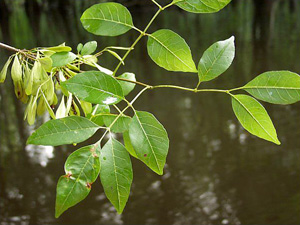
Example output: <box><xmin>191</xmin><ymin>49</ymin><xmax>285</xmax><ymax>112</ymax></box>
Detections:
<box><xmin>1</xmin><ymin>0</ymin><xmax>300</xmax><ymax>218</ymax></box>
<box><xmin>55</xmin><ymin>145</ymin><xmax>100</xmax><ymax>218</ymax></box>
<box><xmin>129</xmin><ymin>111</ymin><xmax>169</xmax><ymax>175</ymax></box>
<box><xmin>80</xmin><ymin>41</ymin><xmax>98</xmax><ymax>55</ymax></box>
<box><xmin>231</xmin><ymin>95</ymin><xmax>280</xmax><ymax>145</ymax></box>
<box><xmin>27</xmin><ymin>116</ymin><xmax>100</xmax><ymax>146</ymax></box>
<box><xmin>175</xmin><ymin>0</ymin><xmax>232</xmax><ymax>13</ymax></box>
<box><xmin>147</xmin><ymin>29</ymin><xmax>197</xmax><ymax>72</ymax></box>
<box><xmin>51</xmin><ymin>52</ymin><xmax>77</xmax><ymax>67</ymax></box>
<box><xmin>99</xmin><ymin>138</ymin><xmax>133</xmax><ymax>214</ymax></box>
<box><xmin>198</xmin><ymin>36</ymin><xmax>235</xmax><ymax>83</ymax></box>
<box><xmin>243</xmin><ymin>71</ymin><xmax>300</xmax><ymax>105</ymax></box>
<box><xmin>81</xmin><ymin>2</ymin><xmax>134</xmax><ymax>36</ymax></box>
<box><xmin>62</xmin><ymin>71</ymin><xmax>124</xmax><ymax>105</ymax></box>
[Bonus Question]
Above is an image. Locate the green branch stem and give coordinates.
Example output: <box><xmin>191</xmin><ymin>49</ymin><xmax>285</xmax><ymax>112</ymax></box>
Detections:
<box><xmin>112</xmin><ymin>0</ymin><xmax>176</xmax><ymax>76</ymax></box>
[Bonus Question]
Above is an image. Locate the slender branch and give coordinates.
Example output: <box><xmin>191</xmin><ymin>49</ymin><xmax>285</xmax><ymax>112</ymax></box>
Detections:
<box><xmin>115</xmin><ymin>77</ymin><xmax>150</xmax><ymax>87</ymax></box>
<box><xmin>0</xmin><ymin>42</ymin><xmax>20</xmax><ymax>52</ymax></box>
<box><xmin>151</xmin><ymin>0</ymin><xmax>163</xmax><ymax>9</ymax></box>
<box><xmin>113</xmin><ymin>7</ymin><xmax>164</xmax><ymax>76</ymax></box>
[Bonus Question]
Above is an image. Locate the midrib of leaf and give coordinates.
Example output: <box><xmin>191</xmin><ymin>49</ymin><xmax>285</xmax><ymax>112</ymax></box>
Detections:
<box><xmin>57</xmin><ymin>153</ymin><xmax>94</xmax><ymax>215</ymax></box>
<box><xmin>243</xmin><ymin>86</ymin><xmax>300</xmax><ymax>90</ymax></box>
<box><xmin>201</xmin><ymin>42</ymin><xmax>230</xmax><ymax>80</ymax></box>
<box><xmin>66</xmin><ymin>82</ymin><xmax>123</xmax><ymax>100</ymax></box>
<box><xmin>232</xmin><ymin>95</ymin><xmax>277</xmax><ymax>143</ymax></box>
<box><xmin>135</xmin><ymin>113</ymin><xmax>160</xmax><ymax>173</ymax></box>
<box><xmin>110</xmin><ymin>139</ymin><xmax>121</xmax><ymax>211</ymax></box>
<box><xmin>83</xmin><ymin>17</ymin><xmax>133</xmax><ymax>29</ymax></box>
<box><xmin>184</xmin><ymin>0</ymin><xmax>217</xmax><ymax>11</ymax></box>
<box><xmin>30</xmin><ymin>126</ymin><xmax>98</xmax><ymax>142</ymax></box>
<box><xmin>149</xmin><ymin>34</ymin><xmax>196</xmax><ymax>72</ymax></box>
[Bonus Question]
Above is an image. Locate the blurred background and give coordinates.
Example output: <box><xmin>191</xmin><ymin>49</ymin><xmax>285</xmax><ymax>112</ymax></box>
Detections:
<box><xmin>1</xmin><ymin>0</ymin><xmax>300</xmax><ymax>224</ymax></box>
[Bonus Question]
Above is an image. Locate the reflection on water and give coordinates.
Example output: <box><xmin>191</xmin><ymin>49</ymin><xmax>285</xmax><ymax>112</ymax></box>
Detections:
<box><xmin>1</xmin><ymin>0</ymin><xmax>300</xmax><ymax>224</ymax></box>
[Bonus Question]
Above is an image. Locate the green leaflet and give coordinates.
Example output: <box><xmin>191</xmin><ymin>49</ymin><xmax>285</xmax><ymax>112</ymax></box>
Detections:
<box><xmin>55</xmin><ymin>145</ymin><xmax>100</xmax><ymax>218</ymax></box>
<box><xmin>46</xmin><ymin>45</ymin><xmax>72</xmax><ymax>52</ymax></box>
<box><xmin>243</xmin><ymin>71</ymin><xmax>300</xmax><ymax>105</ymax></box>
<box><xmin>118</xmin><ymin>72</ymin><xmax>136</xmax><ymax>96</ymax></box>
<box><xmin>231</xmin><ymin>94</ymin><xmax>280</xmax><ymax>145</ymax></box>
<box><xmin>198</xmin><ymin>36</ymin><xmax>235</xmax><ymax>82</ymax></box>
<box><xmin>27</xmin><ymin>116</ymin><xmax>100</xmax><ymax>146</ymax></box>
<box><xmin>91</xmin><ymin>113</ymin><xmax>131</xmax><ymax>133</ymax></box>
<box><xmin>147</xmin><ymin>29</ymin><xmax>197</xmax><ymax>73</ymax></box>
<box><xmin>175</xmin><ymin>0</ymin><xmax>231</xmax><ymax>13</ymax></box>
<box><xmin>81</xmin><ymin>41</ymin><xmax>97</xmax><ymax>55</ymax></box>
<box><xmin>62</xmin><ymin>71</ymin><xmax>124</xmax><ymax>105</ymax></box>
<box><xmin>51</xmin><ymin>52</ymin><xmax>77</xmax><ymax>67</ymax></box>
<box><xmin>123</xmin><ymin>131</ymin><xmax>138</xmax><ymax>158</ymax></box>
<box><xmin>81</xmin><ymin>3</ymin><xmax>134</xmax><ymax>36</ymax></box>
<box><xmin>0</xmin><ymin>56</ymin><xmax>13</xmax><ymax>83</ymax></box>
<box><xmin>100</xmin><ymin>138</ymin><xmax>133</xmax><ymax>214</ymax></box>
<box><xmin>128</xmin><ymin>111</ymin><xmax>169</xmax><ymax>175</ymax></box>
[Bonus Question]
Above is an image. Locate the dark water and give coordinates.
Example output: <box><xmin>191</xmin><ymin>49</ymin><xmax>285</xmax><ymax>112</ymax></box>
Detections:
<box><xmin>1</xmin><ymin>0</ymin><xmax>300</xmax><ymax>224</ymax></box>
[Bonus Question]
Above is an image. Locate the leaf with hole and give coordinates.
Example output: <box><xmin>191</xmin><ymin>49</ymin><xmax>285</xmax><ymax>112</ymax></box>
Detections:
<box><xmin>175</xmin><ymin>0</ymin><xmax>231</xmax><ymax>13</ymax></box>
<box><xmin>198</xmin><ymin>36</ymin><xmax>235</xmax><ymax>82</ymax></box>
<box><xmin>27</xmin><ymin>116</ymin><xmax>100</xmax><ymax>146</ymax></box>
<box><xmin>129</xmin><ymin>111</ymin><xmax>169</xmax><ymax>175</ymax></box>
<box><xmin>100</xmin><ymin>138</ymin><xmax>133</xmax><ymax>214</ymax></box>
<box><xmin>62</xmin><ymin>71</ymin><xmax>124</xmax><ymax>105</ymax></box>
<box><xmin>55</xmin><ymin>145</ymin><xmax>100</xmax><ymax>218</ymax></box>
<box><xmin>231</xmin><ymin>94</ymin><xmax>280</xmax><ymax>145</ymax></box>
<box><xmin>81</xmin><ymin>2</ymin><xmax>134</xmax><ymax>36</ymax></box>
<box><xmin>147</xmin><ymin>29</ymin><xmax>197</xmax><ymax>73</ymax></box>
<box><xmin>243</xmin><ymin>71</ymin><xmax>300</xmax><ymax>105</ymax></box>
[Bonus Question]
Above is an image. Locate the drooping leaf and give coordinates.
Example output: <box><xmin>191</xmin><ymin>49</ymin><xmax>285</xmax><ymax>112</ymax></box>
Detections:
<box><xmin>81</xmin><ymin>41</ymin><xmax>97</xmax><ymax>55</ymax></box>
<box><xmin>55</xmin><ymin>145</ymin><xmax>100</xmax><ymax>218</ymax></box>
<box><xmin>0</xmin><ymin>56</ymin><xmax>13</xmax><ymax>83</ymax></box>
<box><xmin>198</xmin><ymin>36</ymin><xmax>235</xmax><ymax>82</ymax></box>
<box><xmin>147</xmin><ymin>29</ymin><xmax>197</xmax><ymax>73</ymax></box>
<box><xmin>123</xmin><ymin>131</ymin><xmax>138</xmax><ymax>158</ymax></box>
<box><xmin>91</xmin><ymin>113</ymin><xmax>131</xmax><ymax>133</ymax></box>
<box><xmin>175</xmin><ymin>0</ymin><xmax>231</xmax><ymax>13</ymax></box>
<box><xmin>46</xmin><ymin>45</ymin><xmax>72</xmax><ymax>52</ymax></box>
<box><xmin>100</xmin><ymin>138</ymin><xmax>133</xmax><ymax>214</ymax></box>
<box><xmin>51</xmin><ymin>52</ymin><xmax>77</xmax><ymax>67</ymax></box>
<box><xmin>81</xmin><ymin>2</ymin><xmax>134</xmax><ymax>36</ymax></box>
<box><xmin>27</xmin><ymin>116</ymin><xmax>100</xmax><ymax>146</ymax></box>
<box><xmin>243</xmin><ymin>71</ymin><xmax>300</xmax><ymax>105</ymax></box>
<box><xmin>128</xmin><ymin>111</ymin><xmax>169</xmax><ymax>175</ymax></box>
<box><xmin>77</xmin><ymin>43</ymin><xmax>83</xmax><ymax>53</ymax></box>
<box><xmin>118</xmin><ymin>72</ymin><xmax>136</xmax><ymax>96</ymax></box>
<box><xmin>39</xmin><ymin>57</ymin><xmax>53</xmax><ymax>72</ymax></box>
<box><xmin>11</xmin><ymin>55</ymin><xmax>22</xmax><ymax>83</ymax></box>
<box><xmin>61</xmin><ymin>71</ymin><xmax>124</xmax><ymax>105</ymax></box>
<box><xmin>231</xmin><ymin>94</ymin><xmax>280</xmax><ymax>145</ymax></box>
